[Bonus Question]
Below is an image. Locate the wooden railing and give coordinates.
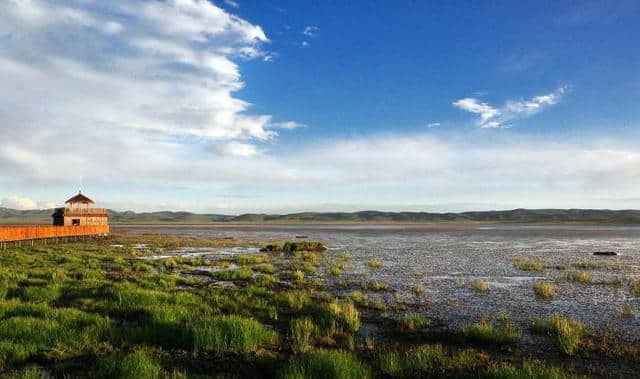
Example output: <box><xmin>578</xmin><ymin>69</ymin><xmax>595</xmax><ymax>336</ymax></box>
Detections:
<box><xmin>0</xmin><ymin>225</ymin><xmax>110</xmax><ymax>242</ymax></box>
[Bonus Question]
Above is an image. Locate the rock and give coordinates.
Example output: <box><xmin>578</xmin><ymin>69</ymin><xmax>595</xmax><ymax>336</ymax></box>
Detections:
<box><xmin>593</xmin><ymin>251</ymin><xmax>617</xmax><ymax>256</ymax></box>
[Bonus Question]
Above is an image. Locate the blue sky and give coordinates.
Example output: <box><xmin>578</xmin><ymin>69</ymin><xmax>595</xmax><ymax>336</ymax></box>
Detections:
<box><xmin>0</xmin><ymin>0</ymin><xmax>639</xmax><ymax>213</ymax></box>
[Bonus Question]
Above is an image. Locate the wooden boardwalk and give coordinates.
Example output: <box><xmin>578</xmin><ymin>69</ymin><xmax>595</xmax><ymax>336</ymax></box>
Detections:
<box><xmin>0</xmin><ymin>225</ymin><xmax>109</xmax><ymax>245</ymax></box>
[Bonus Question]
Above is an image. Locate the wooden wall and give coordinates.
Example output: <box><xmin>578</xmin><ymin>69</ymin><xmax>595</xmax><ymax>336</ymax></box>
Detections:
<box><xmin>0</xmin><ymin>225</ymin><xmax>109</xmax><ymax>242</ymax></box>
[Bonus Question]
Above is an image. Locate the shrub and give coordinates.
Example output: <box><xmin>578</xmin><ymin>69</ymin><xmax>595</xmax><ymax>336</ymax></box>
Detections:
<box><xmin>533</xmin><ymin>281</ymin><xmax>556</xmax><ymax>300</ymax></box>
<box><xmin>412</xmin><ymin>284</ymin><xmax>424</xmax><ymax>295</ymax></box>
<box><xmin>368</xmin><ymin>258</ymin><xmax>382</xmax><ymax>269</ymax></box>
<box><xmin>279</xmin><ymin>350</ymin><xmax>370</xmax><ymax>379</ymax></box>
<box><xmin>463</xmin><ymin>318</ymin><xmax>521</xmax><ymax>345</ymax></box>
<box><xmin>568</xmin><ymin>271</ymin><xmax>592</xmax><ymax>284</ymax></box>
<box><xmin>191</xmin><ymin>315</ymin><xmax>276</xmax><ymax>353</ymax></box>
<box><xmin>289</xmin><ymin>317</ymin><xmax>317</xmax><ymax>353</ymax></box>
<box><xmin>531</xmin><ymin>315</ymin><xmax>586</xmax><ymax>356</ymax></box>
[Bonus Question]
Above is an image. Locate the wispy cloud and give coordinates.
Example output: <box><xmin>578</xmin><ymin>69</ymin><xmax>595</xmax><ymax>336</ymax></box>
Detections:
<box><xmin>453</xmin><ymin>87</ymin><xmax>568</xmax><ymax>128</ymax></box>
<box><xmin>270</xmin><ymin>121</ymin><xmax>306</xmax><ymax>130</ymax></box>
<box><xmin>426</xmin><ymin>122</ymin><xmax>441</xmax><ymax>128</ymax></box>
<box><xmin>224</xmin><ymin>0</ymin><xmax>239</xmax><ymax>8</ymax></box>
<box><xmin>303</xmin><ymin>26</ymin><xmax>319</xmax><ymax>37</ymax></box>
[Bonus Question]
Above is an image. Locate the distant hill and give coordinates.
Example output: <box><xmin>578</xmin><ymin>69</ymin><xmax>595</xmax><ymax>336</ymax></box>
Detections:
<box><xmin>3</xmin><ymin>207</ymin><xmax>640</xmax><ymax>225</ymax></box>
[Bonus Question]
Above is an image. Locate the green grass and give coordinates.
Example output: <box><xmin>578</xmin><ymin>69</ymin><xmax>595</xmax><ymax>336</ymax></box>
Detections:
<box><xmin>315</xmin><ymin>301</ymin><xmax>361</xmax><ymax>335</ymax></box>
<box><xmin>209</xmin><ymin>267</ymin><xmax>253</xmax><ymax>281</ymax></box>
<box><xmin>533</xmin><ymin>281</ymin><xmax>557</xmax><ymax>299</ymax></box>
<box><xmin>397</xmin><ymin>314</ymin><xmax>431</xmax><ymax>332</ymax></box>
<box><xmin>289</xmin><ymin>317</ymin><xmax>317</xmax><ymax>353</ymax></box>
<box><xmin>279</xmin><ymin>350</ymin><xmax>370</xmax><ymax>379</ymax></box>
<box><xmin>376</xmin><ymin>344</ymin><xmax>481</xmax><ymax>377</ymax></box>
<box><xmin>1</xmin><ymin>366</ymin><xmax>48</xmax><ymax>379</ymax></box>
<box><xmin>531</xmin><ymin>315</ymin><xmax>587</xmax><ymax>356</ymax></box>
<box><xmin>463</xmin><ymin>317</ymin><xmax>521</xmax><ymax>345</ymax></box>
<box><xmin>0</xmin><ymin>235</ymin><xmax>628</xmax><ymax>378</ymax></box>
<box><xmin>191</xmin><ymin>315</ymin><xmax>276</xmax><ymax>353</ymax></box>
<box><xmin>232</xmin><ymin>254</ymin><xmax>267</xmax><ymax>265</ymax></box>
<box><xmin>97</xmin><ymin>349</ymin><xmax>164</xmax><ymax>379</ymax></box>
<box><xmin>0</xmin><ymin>302</ymin><xmax>110</xmax><ymax>363</ymax></box>
<box><xmin>479</xmin><ymin>361</ymin><xmax>581</xmax><ymax>379</ymax></box>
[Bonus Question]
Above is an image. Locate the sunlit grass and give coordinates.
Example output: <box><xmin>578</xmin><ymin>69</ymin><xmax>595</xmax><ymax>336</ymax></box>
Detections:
<box><xmin>368</xmin><ymin>258</ymin><xmax>382</xmax><ymax>269</ymax></box>
<box><xmin>463</xmin><ymin>317</ymin><xmax>521</xmax><ymax>345</ymax></box>
<box><xmin>472</xmin><ymin>279</ymin><xmax>491</xmax><ymax>293</ymax></box>
<box><xmin>568</xmin><ymin>271</ymin><xmax>592</xmax><ymax>284</ymax></box>
<box><xmin>533</xmin><ymin>281</ymin><xmax>556</xmax><ymax>300</ymax></box>
<box><xmin>531</xmin><ymin>315</ymin><xmax>587</xmax><ymax>356</ymax></box>
<box><xmin>279</xmin><ymin>350</ymin><xmax>370</xmax><ymax>379</ymax></box>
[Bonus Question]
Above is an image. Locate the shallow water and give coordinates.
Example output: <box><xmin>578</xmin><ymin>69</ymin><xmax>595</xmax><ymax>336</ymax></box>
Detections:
<box><xmin>116</xmin><ymin>224</ymin><xmax>640</xmax><ymax>339</ymax></box>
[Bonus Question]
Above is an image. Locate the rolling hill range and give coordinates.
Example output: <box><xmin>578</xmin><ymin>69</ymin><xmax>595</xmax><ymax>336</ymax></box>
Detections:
<box><xmin>2</xmin><ymin>208</ymin><xmax>640</xmax><ymax>225</ymax></box>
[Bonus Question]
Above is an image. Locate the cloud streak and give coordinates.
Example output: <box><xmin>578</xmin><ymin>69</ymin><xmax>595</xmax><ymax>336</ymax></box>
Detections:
<box><xmin>453</xmin><ymin>87</ymin><xmax>567</xmax><ymax>128</ymax></box>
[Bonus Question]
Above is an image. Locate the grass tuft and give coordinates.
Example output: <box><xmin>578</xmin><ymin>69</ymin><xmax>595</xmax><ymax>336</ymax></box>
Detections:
<box><xmin>463</xmin><ymin>317</ymin><xmax>521</xmax><ymax>345</ymax></box>
<box><xmin>472</xmin><ymin>280</ymin><xmax>491</xmax><ymax>293</ymax></box>
<box><xmin>289</xmin><ymin>317</ymin><xmax>317</xmax><ymax>353</ymax></box>
<box><xmin>368</xmin><ymin>258</ymin><xmax>383</xmax><ymax>269</ymax></box>
<box><xmin>279</xmin><ymin>350</ymin><xmax>370</xmax><ymax>379</ymax></box>
<box><xmin>568</xmin><ymin>271</ymin><xmax>592</xmax><ymax>284</ymax></box>
<box><xmin>533</xmin><ymin>281</ymin><xmax>556</xmax><ymax>300</ymax></box>
<box><xmin>531</xmin><ymin>315</ymin><xmax>586</xmax><ymax>356</ymax></box>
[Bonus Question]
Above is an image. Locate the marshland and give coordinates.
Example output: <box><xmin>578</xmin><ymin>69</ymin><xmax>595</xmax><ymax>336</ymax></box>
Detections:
<box><xmin>0</xmin><ymin>224</ymin><xmax>639</xmax><ymax>378</ymax></box>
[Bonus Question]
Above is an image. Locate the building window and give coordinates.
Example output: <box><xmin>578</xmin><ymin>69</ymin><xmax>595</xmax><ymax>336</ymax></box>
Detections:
<box><xmin>72</xmin><ymin>219</ymin><xmax>80</xmax><ymax>226</ymax></box>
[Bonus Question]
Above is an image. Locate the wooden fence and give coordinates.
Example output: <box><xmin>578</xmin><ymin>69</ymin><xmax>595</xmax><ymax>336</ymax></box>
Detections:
<box><xmin>0</xmin><ymin>225</ymin><xmax>110</xmax><ymax>243</ymax></box>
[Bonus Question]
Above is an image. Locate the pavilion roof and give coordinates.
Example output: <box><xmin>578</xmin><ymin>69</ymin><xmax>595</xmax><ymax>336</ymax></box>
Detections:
<box><xmin>65</xmin><ymin>192</ymin><xmax>95</xmax><ymax>205</ymax></box>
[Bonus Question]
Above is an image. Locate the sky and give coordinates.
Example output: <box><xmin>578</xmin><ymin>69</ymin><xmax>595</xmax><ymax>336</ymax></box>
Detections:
<box><xmin>0</xmin><ymin>0</ymin><xmax>639</xmax><ymax>214</ymax></box>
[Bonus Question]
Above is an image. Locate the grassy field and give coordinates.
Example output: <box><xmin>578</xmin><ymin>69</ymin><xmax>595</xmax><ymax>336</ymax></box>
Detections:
<box><xmin>0</xmin><ymin>234</ymin><xmax>637</xmax><ymax>378</ymax></box>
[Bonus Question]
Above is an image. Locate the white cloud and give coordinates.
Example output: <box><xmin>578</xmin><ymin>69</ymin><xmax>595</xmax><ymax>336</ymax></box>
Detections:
<box><xmin>426</xmin><ymin>122</ymin><xmax>441</xmax><ymax>128</ymax></box>
<box><xmin>0</xmin><ymin>0</ymin><xmax>293</xmax><ymax>163</ymax></box>
<box><xmin>211</xmin><ymin>141</ymin><xmax>261</xmax><ymax>157</ymax></box>
<box><xmin>453</xmin><ymin>87</ymin><xmax>567</xmax><ymax>128</ymax></box>
<box><xmin>303</xmin><ymin>26</ymin><xmax>319</xmax><ymax>37</ymax></box>
<box><xmin>224</xmin><ymin>0</ymin><xmax>240</xmax><ymax>8</ymax></box>
<box><xmin>0</xmin><ymin>196</ymin><xmax>38</xmax><ymax>210</ymax></box>
<box><xmin>301</xmin><ymin>41</ymin><xmax>309</xmax><ymax>47</ymax></box>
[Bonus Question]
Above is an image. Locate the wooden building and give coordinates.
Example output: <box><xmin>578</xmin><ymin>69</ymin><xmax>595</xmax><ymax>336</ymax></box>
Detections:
<box><xmin>52</xmin><ymin>192</ymin><xmax>109</xmax><ymax>227</ymax></box>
